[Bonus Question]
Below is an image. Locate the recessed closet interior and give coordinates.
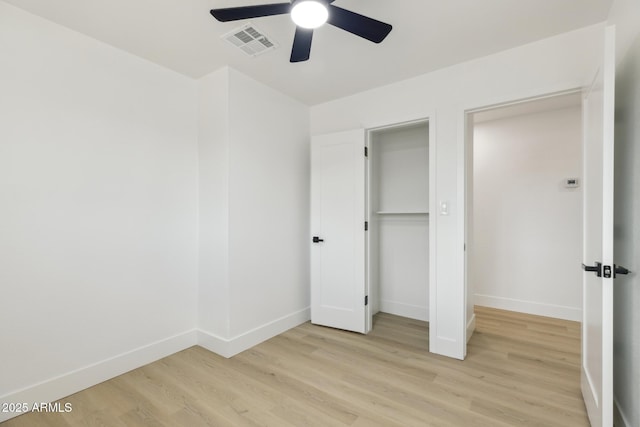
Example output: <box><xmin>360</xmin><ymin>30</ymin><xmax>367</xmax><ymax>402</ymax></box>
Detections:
<box><xmin>368</xmin><ymin>121</ymin><xmax>430</xmax><ymax>323</ymax></box>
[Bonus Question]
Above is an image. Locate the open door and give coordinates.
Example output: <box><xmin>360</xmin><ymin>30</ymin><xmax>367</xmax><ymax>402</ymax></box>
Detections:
<box><xmin>310</xmin><ymin>129</ymin><xmax>368</xmax><ymax>333</ymax></box>
<box><xmin>581</xmin><ymin>25</ymin><xmax>629</xmax><ymax>427</ymax></box>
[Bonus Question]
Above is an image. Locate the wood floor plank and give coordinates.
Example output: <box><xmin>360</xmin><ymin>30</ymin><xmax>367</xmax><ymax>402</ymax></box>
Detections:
<box><xmin>1</xmin><ymin>306</ymin><xmax>589</xmax><ymax>427</ymax></box>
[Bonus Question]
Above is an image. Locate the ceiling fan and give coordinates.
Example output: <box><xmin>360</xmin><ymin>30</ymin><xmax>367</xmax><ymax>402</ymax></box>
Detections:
<box><xmin>210</xmin><ymin>1</ymin><xmax>392</xmax><ymax>63</ymax></box>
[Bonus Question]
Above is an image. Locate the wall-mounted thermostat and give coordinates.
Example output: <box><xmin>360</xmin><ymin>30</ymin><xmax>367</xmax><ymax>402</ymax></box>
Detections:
<box><xmin>565</xmin><ymin>178</ymin><xmax>580</xmax><ymax>188</ymax></box>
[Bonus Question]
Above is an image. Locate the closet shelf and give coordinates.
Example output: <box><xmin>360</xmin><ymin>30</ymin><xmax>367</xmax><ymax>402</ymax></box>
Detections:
<box><xmin>375</xmin><ymin>211</ymin><xmax>429</xmax><ymax>215</ymax></box>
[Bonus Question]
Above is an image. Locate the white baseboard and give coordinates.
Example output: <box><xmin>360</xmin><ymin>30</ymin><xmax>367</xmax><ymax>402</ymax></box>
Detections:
<box><xmin>614</xmin><ymin>397</ymin><xmax>631</xmax><ymax>427</ymax></box>
<box><xmin>466</xmin><ymin>313</ymin><xmax>476</xmax><ymax>343</ymax></box>
<box><xmin>380</xmin><ymin>300</ymin><xmax>428</xmax><ymax>321</ymax></box>
<box><xmin>474</xmin><ymin>294</ymin><xmax>581</xmax><ymax>321</ymax></box>
<box><xmin>197</xmin><ymin>329</ymin><xmax>232</xmax><ymax>358</ymax></box>
<box><xmin>0</xmin><ymin>308</ymin><xmax>312</xmax><ymax>423</ymax></box>
<box><xmin>0</xmin><ymin>329</ymin><xmax>198</xmax><ymax>423</ymax></box>
<box><xmin>198</xmin><ymin>307</ymin><xmax>311</xmax><ymax>358</ymax></box>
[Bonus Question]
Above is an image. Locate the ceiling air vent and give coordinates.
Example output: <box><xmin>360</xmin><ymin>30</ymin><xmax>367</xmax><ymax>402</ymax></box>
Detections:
<box><xmin>222</xmin><ymin>23</ymin><xmax>278</xmax><ymax>57</ymax></box>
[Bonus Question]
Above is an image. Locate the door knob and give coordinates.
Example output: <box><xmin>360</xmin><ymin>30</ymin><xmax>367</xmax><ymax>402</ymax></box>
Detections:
<box><xmin>312</xmin><ymin>236</ymin><xmax>324</xmax><ymax>243</ymax></box>
<box><xmin>583</xmin><ymin>262</ymin><xmax>631</xmax><ymax>278</ymax></box>
<box><xmin>614</xmin><ymin>265</ymin><xmax>631</xmax><ymax>278</ymax></box>
<box><xmin>582</xmin><ymin>262</ymin><xmax>602</xmax><ymax>277</ymax></box>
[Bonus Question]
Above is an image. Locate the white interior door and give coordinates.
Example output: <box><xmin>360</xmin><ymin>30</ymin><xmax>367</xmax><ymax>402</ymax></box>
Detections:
<box><xmin>311</xmin><ymin>129</ymin><xmax>367</xmax><ymax>334</ymax></box>
<box><xmin>581</xmin><ymin>25</ymin><xmax>616</xmax><ymax>427</ymax></box>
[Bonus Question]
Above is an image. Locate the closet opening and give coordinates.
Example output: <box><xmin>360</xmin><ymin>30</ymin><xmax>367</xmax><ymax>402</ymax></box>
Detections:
<box><xmin>366</xmin><ymin>120</ymin><xmax>430</xmax><ymax>334</ymax></box>
<box><xmin>465</xmin><ymin>92</ymin><xmax>583</xmax><ymax>341</ymax></box>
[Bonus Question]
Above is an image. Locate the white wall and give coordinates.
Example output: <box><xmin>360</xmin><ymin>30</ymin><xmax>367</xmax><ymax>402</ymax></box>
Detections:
<box><xmin>227</xmin><ymin>69</ymin><xmax>310</xmax><ymax>338</ymax></box>
<box><xmin>610</xmin><ymin>1</ymin><xmax>640</xmax><ymax>425</ymax></box>
<box><xmin>0</xmin><ymin>3</ymin><xmax>198</xmax><ymax>421</ymax></box>
<box><xmin>373</xmin><ymin>126</ymin><xmax>429</xmax><ymax>212</ymax></box>
<box><xmin>471</xmin><ymin>107</ymin><xmax>583</xmax><ymax>321</ymax></box>
<box><xmin>197</xmin><ymin>67</ymin><xmax>311</xmax><ymax>356</ymax></box>
<box><xmin>608</xmin><ymin>0</ymin><xmax>640</xmax><ymax>63</ymax></box>
<box><xmin>311</xmin><ymin>24</ymin><xmax>603</xmax><ymax>359</ymax></box>
<box><xmin>377</xmin><ymin>217</ymin><xmax>429</xmax><ymax>320</ymax></box>
<box><xmin>197</xmin><ymin>69</ymin><xmax>231</xmax><ymax>339</ymax></box>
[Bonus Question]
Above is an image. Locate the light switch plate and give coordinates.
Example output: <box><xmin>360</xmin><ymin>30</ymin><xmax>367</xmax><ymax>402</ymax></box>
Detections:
<box><xmin>440</xmin><ymin>201</ymin><xmax>449</xmax><ymax>216</ymax></box>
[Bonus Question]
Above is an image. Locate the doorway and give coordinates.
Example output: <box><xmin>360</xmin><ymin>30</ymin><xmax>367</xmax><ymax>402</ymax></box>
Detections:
<box><xmin>465</xmin><ymin>92</ymin><xmax>583</xmax><ymax>337</ymax></box>
<box><xmin>367</xmin><ymin>121</ymin><xmax>430</xmax><ymax>331</ymax></box>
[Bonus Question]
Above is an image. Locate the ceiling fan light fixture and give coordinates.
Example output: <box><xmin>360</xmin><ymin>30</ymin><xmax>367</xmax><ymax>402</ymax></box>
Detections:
<box><xmin>291</xmin><ymin>0</ymin><xmax>328</xmax><ymax>29</ymax></box>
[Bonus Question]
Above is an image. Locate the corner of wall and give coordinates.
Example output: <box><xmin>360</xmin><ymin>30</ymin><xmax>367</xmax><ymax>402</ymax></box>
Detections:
<box><xmin>196</xmin><ymin>63</ymin><xmax>310</xmax><ymax>352</ymax></box>
<box><xmin>0</xmin><ymin>330</ymin><xmax>198</xmax><ymax>423</ymax></box>
<box><xmin>196</xmin><ymin>64</ymin><xmax>231</xmax><ymax>339</ymax></box>
<box><xmin>614</xmin><ymin>397</ymin><xmax>631</xmax><ymax>427</ymax></box>
<box><xmin>466</xmin><ymin>313</ymin><xmax>476</xmax><ymax>343</ymax></box>
<box><xmin>608</xmin><ymin>0</ymin><xmax>640</xmax><ymax>62</ymax></box>
<box><xmin>198</xmin><ymin>307</ymin><xmax>310</xmax><ymax>359</ymax></box>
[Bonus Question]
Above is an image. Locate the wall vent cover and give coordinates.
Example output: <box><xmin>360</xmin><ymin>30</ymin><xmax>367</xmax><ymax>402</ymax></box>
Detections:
<box><xmin>222</xmin><ymin>23</ymin><xmax>278</xmax><ymax>57</ymax></box>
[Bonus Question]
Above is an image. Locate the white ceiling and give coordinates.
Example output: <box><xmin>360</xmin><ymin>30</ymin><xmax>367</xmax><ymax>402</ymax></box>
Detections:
<box><xmin>3</xmin><ymin>0</ymin><xmax>612</xmax><ymax>105</ymax></box>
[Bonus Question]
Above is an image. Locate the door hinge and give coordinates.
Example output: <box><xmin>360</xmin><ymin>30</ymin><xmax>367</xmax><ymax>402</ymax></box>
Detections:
<box><xmin>365</xmin><ymin>295</ymin><xmax>368</xmax><ymax>306</ymax></box>
<box><xmin>364</xmin><ymin>146</ymin><xmax>368</xmax><ymax>157</ymax></box>
<box><xmin>365</xmin><ymin>221</ymin><xmax>368</xmax><ymax>231</ymax></box>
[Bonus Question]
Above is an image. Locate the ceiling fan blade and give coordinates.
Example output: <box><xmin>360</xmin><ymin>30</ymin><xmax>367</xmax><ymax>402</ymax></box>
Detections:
<box><xmin>327</xmin><ymin>5</ymin><xmax>392</xmax><ymax>43</ymax></box>
<box><xmin>290</xmin><ymin>27</ymin><xmax>313</xmax><ymax>62</ymax></box>
<box><xmin>210</xmin><ymin>3</ymin><xmax>291</xmax><ymax>22</ymax></box>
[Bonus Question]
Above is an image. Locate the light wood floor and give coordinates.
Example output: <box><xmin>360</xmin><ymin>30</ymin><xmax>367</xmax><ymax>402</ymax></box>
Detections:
<box><xmin>2</xmin><ymin>306</ymin><xmax>588</xmax><ymax>426</ymax></box>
